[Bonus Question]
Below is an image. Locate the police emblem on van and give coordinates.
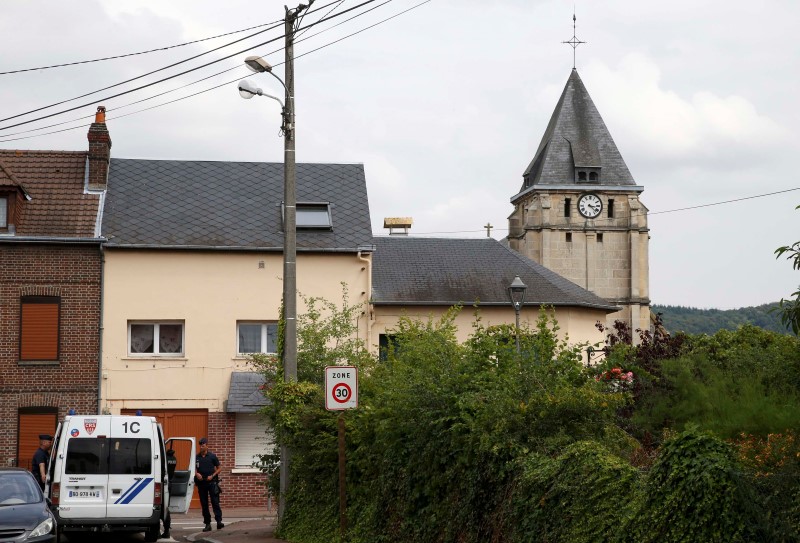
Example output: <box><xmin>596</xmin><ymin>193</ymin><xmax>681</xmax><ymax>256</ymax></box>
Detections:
<box><xmin>84</xmin><ymin>418</ymin><xmax>97</xmax><ymax>435</ymax></box>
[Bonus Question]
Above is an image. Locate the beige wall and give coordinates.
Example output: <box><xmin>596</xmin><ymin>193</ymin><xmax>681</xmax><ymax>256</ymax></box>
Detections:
<box><xmin>372</xmin><ymin>304</ymin><xmax>608</xmax><ymax>353</ymax></box>
<box><xmin>101</xmin><ymin>250</ymin><xmax>370</xmax><ymax>414</ymax></box>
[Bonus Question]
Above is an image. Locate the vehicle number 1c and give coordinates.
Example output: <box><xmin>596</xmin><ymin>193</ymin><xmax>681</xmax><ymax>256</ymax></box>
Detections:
<box><xmin>122</xmin><ymin>422</ymin><xmax>140</xmax><ymax>433</ymax></box>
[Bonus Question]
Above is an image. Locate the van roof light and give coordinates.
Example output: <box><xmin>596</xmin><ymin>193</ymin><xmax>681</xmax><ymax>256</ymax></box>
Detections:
<box><xmin>136</xmin><ymin>410</ymin><xmax>142</xmax><ymax>416</ymax></box>
<box><xmin>68</xmin><ymin>408</ymin><xmax>76</xmax><ymax>415</ymax></box>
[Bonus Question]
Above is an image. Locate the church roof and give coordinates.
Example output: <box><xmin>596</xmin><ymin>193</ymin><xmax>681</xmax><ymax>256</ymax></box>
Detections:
<box><xmin>371</xmin><ymin>236</ymin><xmax>617</xmax><ymax>311</ymax></box>
<box><xmin>516</xmin><ymin>70</ymin><xmax>636</xmax><ymax>198</ymax></box>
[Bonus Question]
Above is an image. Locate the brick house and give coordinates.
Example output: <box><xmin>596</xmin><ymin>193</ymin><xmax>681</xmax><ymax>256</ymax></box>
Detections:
<box><xmin>0</xmin><ymin>107</ymin><xmax>109</xmax><ymax>469</ymax></box>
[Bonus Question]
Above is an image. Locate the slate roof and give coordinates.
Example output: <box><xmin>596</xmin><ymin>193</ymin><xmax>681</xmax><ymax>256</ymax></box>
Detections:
<box><xmin>516</xmin><ymin>70</ymin><xmax>636</xmax><ymax>199</ymax></box>
<box><xmin>102</xmin><ymin>159</ymin><xmax>373</xmax><ymax>251</ymax></box>
<box><xmin>0</xmin><ymin>150</ymin><xmax>101</xmax><ymax>238</ymax></box>
<box><xmin>227</xmin><ymin>372</ymin><xmax>269</xmax><ymax>413</ymax></box>
<box><xmin>371</xmin><ymin>236</ymin><xmax>617</xmax><ymax>310</ymax></box>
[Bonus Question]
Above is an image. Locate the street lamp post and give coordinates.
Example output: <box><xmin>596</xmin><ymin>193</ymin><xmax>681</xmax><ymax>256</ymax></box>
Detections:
<box><xmin>508</xmin><ymin>276</ymin><xmax>527</xmax><ymax>353</ymax></box>
<box><xmin>238</xmin><ymin>50</ymin><xmax>296</xmax><ymax>520</ymax></box>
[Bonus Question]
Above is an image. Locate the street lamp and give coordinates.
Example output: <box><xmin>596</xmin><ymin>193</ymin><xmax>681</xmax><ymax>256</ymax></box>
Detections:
<box><xmin>238</xmin><ymin>53</ymin><xmax>296</xmax><ymax>520</ymax></box>
<box><xmin>508</xmin><ymin>275</ymin><xmax>527</xmax><ymax>353</ymax></box>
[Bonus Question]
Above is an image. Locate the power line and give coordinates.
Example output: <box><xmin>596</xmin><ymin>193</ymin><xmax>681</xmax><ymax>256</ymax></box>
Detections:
<box><xmin>0</xmin><ymin>0</ymin><xmax>346</xmax><ymax>77</ymax></box>
<box><xmin>378</xmin><ymin>187</ymin><xmax>800</xmax><ymax>236</ymax></box>
<box><xmin>0</xmin><ymin>0</ymin><xmax>413</xmax><ymax>140</ymax></box>
<box><xmin>0</xmin><ymin>22</ymin><xmax>285</xmax><ymax>126</ymax></box>
<box><xmin>0</xmin><ymin>0</ymin><xmax>384</xmax><ymax>132</ymax></box>
<box><xmin>296</xmin><ymin>0</ymin><xmax>346</xmax><ymax>39</ymax></box>
<box><xmin>0</xmin><ymin>19</ymin><xmax>283</xmax><ymax>76</ymax></box>
<box><xmin>294</xmin><ymin>0</ymin><xmax>430</xmax><ymax>61</ymax></box>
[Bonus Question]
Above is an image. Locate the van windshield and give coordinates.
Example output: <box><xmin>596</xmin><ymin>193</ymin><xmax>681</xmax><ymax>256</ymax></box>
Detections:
<box><xmin>65</xmin><ymin>438</ymin><xmax>152</xmax><ymax>475</ymax></box>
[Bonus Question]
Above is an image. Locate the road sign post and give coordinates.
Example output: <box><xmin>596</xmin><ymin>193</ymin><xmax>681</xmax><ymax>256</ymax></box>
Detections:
<box><xmin>325</xmin><ymin>366</ymin><xmax>358</xmax><ymax>541</ymax></box>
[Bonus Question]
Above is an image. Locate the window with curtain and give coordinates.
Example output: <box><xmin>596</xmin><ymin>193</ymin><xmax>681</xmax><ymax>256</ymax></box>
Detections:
<box><xmin>237</xmin><ymin>322</ymin><xmax>278</xmax><ymax>355</ymax></box>
<box><xmin>128</xmin><ymin>322</ymin><xmax>184</xmax><ymax>356</ymax></box>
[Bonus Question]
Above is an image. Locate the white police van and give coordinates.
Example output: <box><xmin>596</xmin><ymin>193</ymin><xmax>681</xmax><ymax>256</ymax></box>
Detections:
<box><xmin>46</xmin><ymin>415</ymin><xmax>196</xmax><ymax>542</ymax></box>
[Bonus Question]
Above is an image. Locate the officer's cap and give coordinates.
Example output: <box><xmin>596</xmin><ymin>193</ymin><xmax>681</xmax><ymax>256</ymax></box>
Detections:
<box><xmin>39</xmin><ymin>434</ymin><xmax>53</xmax><ymax>441</ymax></box>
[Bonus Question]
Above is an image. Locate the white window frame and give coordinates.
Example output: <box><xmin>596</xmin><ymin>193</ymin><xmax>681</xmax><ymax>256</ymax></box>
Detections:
<box><xmin>237</xmin><ymin>322</ymin><xmax>278</xmax><ymax>355</ymax></box>
<box><xmin>127</xmin><ymin>321</ymin><xmax>185</xmax><ymax>357</ymax></box>
<box><xmin>0</xmin><ymin>196</ymin><xmax>7</xmax><ymax>228</ymax></box>
<box><xmin>234</xmin><ymin>413</ymin><xmax>275</xmax><ymax>470</ymax></box>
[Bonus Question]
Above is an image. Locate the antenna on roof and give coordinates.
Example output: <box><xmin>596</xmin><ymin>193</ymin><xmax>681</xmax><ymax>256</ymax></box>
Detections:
<box><xmin>562</xmin><ymin>8</ymin><xmax>586</xmax><ymax>70</ymax></box>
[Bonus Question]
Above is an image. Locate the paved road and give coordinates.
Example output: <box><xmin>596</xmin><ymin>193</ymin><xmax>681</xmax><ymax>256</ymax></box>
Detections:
<box><xmin>57</xmin><ymin>509</ymin><xmax>274</xmax><ymax>542</ymax></box>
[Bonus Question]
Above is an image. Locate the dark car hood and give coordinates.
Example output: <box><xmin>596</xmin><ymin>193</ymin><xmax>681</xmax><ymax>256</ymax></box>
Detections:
<box><xmin>0</xmin><ymin>501</ymin><xmax>50</xmax><ymax>529</ymax></box>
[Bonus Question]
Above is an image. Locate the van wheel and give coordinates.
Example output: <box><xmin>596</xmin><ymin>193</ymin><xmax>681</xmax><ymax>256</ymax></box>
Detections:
<box><xmin>144</xmin><ymin>525</ymin><xmax>159</xmax><ymax>542</ymax></box>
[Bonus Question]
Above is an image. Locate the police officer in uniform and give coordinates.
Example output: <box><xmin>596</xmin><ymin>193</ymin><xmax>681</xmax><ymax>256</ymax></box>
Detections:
<box><xmin>195</xmin><ymin>437</ymin><xmax>224</xmax><ymax>532</ymax></box>
<box><xmin>160</xmin><ymin>449</ymin><xmax>178</xmax><ymax>539</ymax></box>
<box><xmin>31</xmin><ymin>434</ymin><xmax>53</xmax><ymax>491</ymax></box>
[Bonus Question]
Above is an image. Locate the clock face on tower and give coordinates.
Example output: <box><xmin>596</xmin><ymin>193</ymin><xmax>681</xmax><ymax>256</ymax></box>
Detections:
<box><xmin>578</xmin><ymin>193</ymin><xmax>603</xmax><ymax>218</ymax></box>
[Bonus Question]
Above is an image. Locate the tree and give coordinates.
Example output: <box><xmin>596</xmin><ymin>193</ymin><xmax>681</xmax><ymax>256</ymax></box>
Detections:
<box><xmin>774</xmin><ymin>207</ymin><xmax>800</xmax><ymax>335</ymax></box>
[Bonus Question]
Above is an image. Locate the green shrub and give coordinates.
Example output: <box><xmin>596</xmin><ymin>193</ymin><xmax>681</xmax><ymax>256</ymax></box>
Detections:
<box><xmin>629</xmin><ymin>428</ymin><xmax>768</xmax><ymax>543</ymax></box>
<box><xmin>507</xmin><ymin>442</ymin><xmax>641</xmax><ymax>543</ymax></box>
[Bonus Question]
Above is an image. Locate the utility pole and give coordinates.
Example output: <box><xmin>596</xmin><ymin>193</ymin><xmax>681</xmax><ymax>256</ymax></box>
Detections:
<box><xmin>279</xmin><ymin>0</ymin><xmax>306</xmax><ymax>521</ymax></box>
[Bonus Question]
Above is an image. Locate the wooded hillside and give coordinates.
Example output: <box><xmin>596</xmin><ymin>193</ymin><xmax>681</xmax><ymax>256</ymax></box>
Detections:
<box><xmin>653</xmin><ymin>302</ymin><xmax>790</xmax><ymax>335</ymax></box>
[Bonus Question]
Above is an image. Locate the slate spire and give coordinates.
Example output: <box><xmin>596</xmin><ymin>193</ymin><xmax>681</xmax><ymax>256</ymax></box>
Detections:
<box><xmin>519</xmin><ymin>70</ymin><xmax>635</xmax><ymax>194</ymax></box>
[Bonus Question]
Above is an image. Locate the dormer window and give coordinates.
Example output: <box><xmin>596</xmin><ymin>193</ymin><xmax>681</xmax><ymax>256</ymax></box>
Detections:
<box><xmin>575</xmin><ymin>168</ymin><xmax>601</xmax><ymax>183</ymax></box>
<box><xmin>290</xmin><ymin>202</ymin><xmax>332</xmax><ymax>229</ymax></box>
<box><xmin>0</xmin><ymin>196</ymin><xmax>7</xmax><ymax>229</ymax></box>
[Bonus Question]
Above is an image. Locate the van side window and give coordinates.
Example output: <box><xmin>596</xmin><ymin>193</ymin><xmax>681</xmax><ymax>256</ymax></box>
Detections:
<box><xmin>109</xmin><ymin>439</ymin><xmax>152</xmax><ymax>475</ymax></box>
<box><xmin>66</xmin><ymin>439</ymin><xmax>107</xmax><ymax>474</ymax></box>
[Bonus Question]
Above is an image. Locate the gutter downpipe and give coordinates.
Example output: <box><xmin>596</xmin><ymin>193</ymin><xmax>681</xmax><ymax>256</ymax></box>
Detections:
<box><xmin>97</xmin><ymin>243</ymin><xmax>105</xmax><ymax>415</ymax></box>
<box><xmin>357</xmin><ymin>251</ymin><xmax>373</xmax><ymax>350</ymax></box>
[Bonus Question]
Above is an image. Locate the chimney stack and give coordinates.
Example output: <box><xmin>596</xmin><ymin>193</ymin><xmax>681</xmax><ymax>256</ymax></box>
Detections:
<box><xmin>87</xmin><ymin>106</ymin><xmax>112</xmax><ymax>190</ymax></box>
<box><xmin>384</xmin><ymin>217</ymin><xmax>413</xmax><ymax>236</ymax></box>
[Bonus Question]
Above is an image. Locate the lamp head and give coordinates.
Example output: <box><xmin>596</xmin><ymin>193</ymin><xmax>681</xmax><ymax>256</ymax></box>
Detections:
<box><xmin>238</xmin><ymin>79</ymin><xmax>261</xmax><ymax>99</ymax></box>
<box><xmin>245</xmin><ymin>55</ymin><xmax>273</xmax><ymax>73</ymax></box>
<box><xmin>508</xmin><ymin>275</ymin><xmax>527</xmax><ymax>308</ymax></box>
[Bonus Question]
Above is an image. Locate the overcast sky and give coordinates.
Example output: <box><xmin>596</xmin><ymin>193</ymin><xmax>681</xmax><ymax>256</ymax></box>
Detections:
<box><xmin>1</xmin><ymin>0</ymin><xmax>798</xmax><ymax>310</ymax></box>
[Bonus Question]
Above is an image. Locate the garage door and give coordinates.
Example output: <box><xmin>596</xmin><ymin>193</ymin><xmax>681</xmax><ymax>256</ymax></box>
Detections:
<box><xmin>17</xmin><ymin>410</ymin><xmax>58</xmax><ymax>470</ymax></box>
<box><xmin>122</xmin><ymin>409</ymin><xmax>207</xmax><ymax>508</ymax></box>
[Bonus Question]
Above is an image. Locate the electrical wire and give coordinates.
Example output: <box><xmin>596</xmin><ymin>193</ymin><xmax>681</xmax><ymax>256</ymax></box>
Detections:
<box><xmin>0</xmin><ymin>0</ymin><xmax>413</xmax><ymax>141</ymax></box>
<box><xmin>0</xmin><ymin>0</ymin><xmax>383</xmax><ymax>132</ymax></box>
<box><xmin>373</xmin><ymin>187</ymin><xmax>800</xmax><ymax>237</ymax></box>
<box><xmin>0</xmin><ymin>22</ymin><xmax>285</xmax><ymax>126</ymax></box>
<box><xmin>296</xmin><ymin>0</ymin><xmax>346</xmax><ymax>39</ymax></box>
<box><xmin>0</xmin><ymin>0</ymin><xmax>344</xmax><ymax>77</ymax></box>
<box><xmin>294</xmin><ymin>0</ymin><xmax>430</xmax><ymax>61</ymax></box>
<box><xmin>0</xmin><ymin>19</ymin><xmax>283</xmax><ymax>76</ymax></box>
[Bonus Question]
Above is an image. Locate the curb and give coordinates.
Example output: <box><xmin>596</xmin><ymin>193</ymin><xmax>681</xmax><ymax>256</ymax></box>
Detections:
<box><xmin>186</xmin><ymin>532</ymin><xmax>223</xmax><ymax>543</ymax></box>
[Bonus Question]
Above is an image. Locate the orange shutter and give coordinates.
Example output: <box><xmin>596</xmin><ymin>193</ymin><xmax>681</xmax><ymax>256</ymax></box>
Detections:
<box><xmin>18</xmin><ymin>412</ymin><xmax>57</xmax><ymax>469</ymax></box>
<box><xmin>21</xmin><ymin>300</ymin><xmax>59</xmax><ymax>360</ymax></box>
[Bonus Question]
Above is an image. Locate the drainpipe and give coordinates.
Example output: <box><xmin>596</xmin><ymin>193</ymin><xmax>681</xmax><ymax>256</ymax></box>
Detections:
<box><xmin>356</xmin><ymin>251</ymin><xmax>372</xmax><ymax>350</ymax></box>
<box><xmin>97</xmin><ymin>244</ymin><xmax>105</xmax><ymax>415</ymax></box>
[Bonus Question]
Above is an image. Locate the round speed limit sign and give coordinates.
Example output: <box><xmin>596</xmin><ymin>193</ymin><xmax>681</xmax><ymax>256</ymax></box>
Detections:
<box><xmin>325</xmin><ymin>366</ymin><xmax>358</xmax><ymax>410</ymax></box>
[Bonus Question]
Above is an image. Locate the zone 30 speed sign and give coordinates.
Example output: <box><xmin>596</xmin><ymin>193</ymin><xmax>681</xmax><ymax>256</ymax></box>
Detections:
<box><xmin>325</xmin><ymin>366</ymin><xmax>358</xmax><ymax>411</ymax></box>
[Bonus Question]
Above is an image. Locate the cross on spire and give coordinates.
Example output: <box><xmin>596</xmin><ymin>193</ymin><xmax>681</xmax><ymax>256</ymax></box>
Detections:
<box><xmin>562</xmin><ymin>11</ymin><xmax>586</xmax><ymax>70</ymax></box>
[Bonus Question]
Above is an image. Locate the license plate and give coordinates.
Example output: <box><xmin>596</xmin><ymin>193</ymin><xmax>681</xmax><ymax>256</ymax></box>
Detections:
<box><xmin>69</xmin><ymin>490</ymin><xmax>101</xmax><ymax>498</ymax></box>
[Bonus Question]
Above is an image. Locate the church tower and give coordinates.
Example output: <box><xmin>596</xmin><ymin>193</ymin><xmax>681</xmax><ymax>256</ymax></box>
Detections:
<box><xmin>507</xmin><ymin>69</ymin><xmax>651</xmax><ymax>333</ymax></box>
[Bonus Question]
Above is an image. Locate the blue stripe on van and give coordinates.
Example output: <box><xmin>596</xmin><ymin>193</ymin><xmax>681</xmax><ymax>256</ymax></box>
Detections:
<box><xmin>114</xmin><ymin>478</ymin><xmax>153</xmax><ymax>504</ymax></box>
<box><xmin>114</xmin><ymin>480</ymin><xmax>140</xmax><ymax>504</ymax></box>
